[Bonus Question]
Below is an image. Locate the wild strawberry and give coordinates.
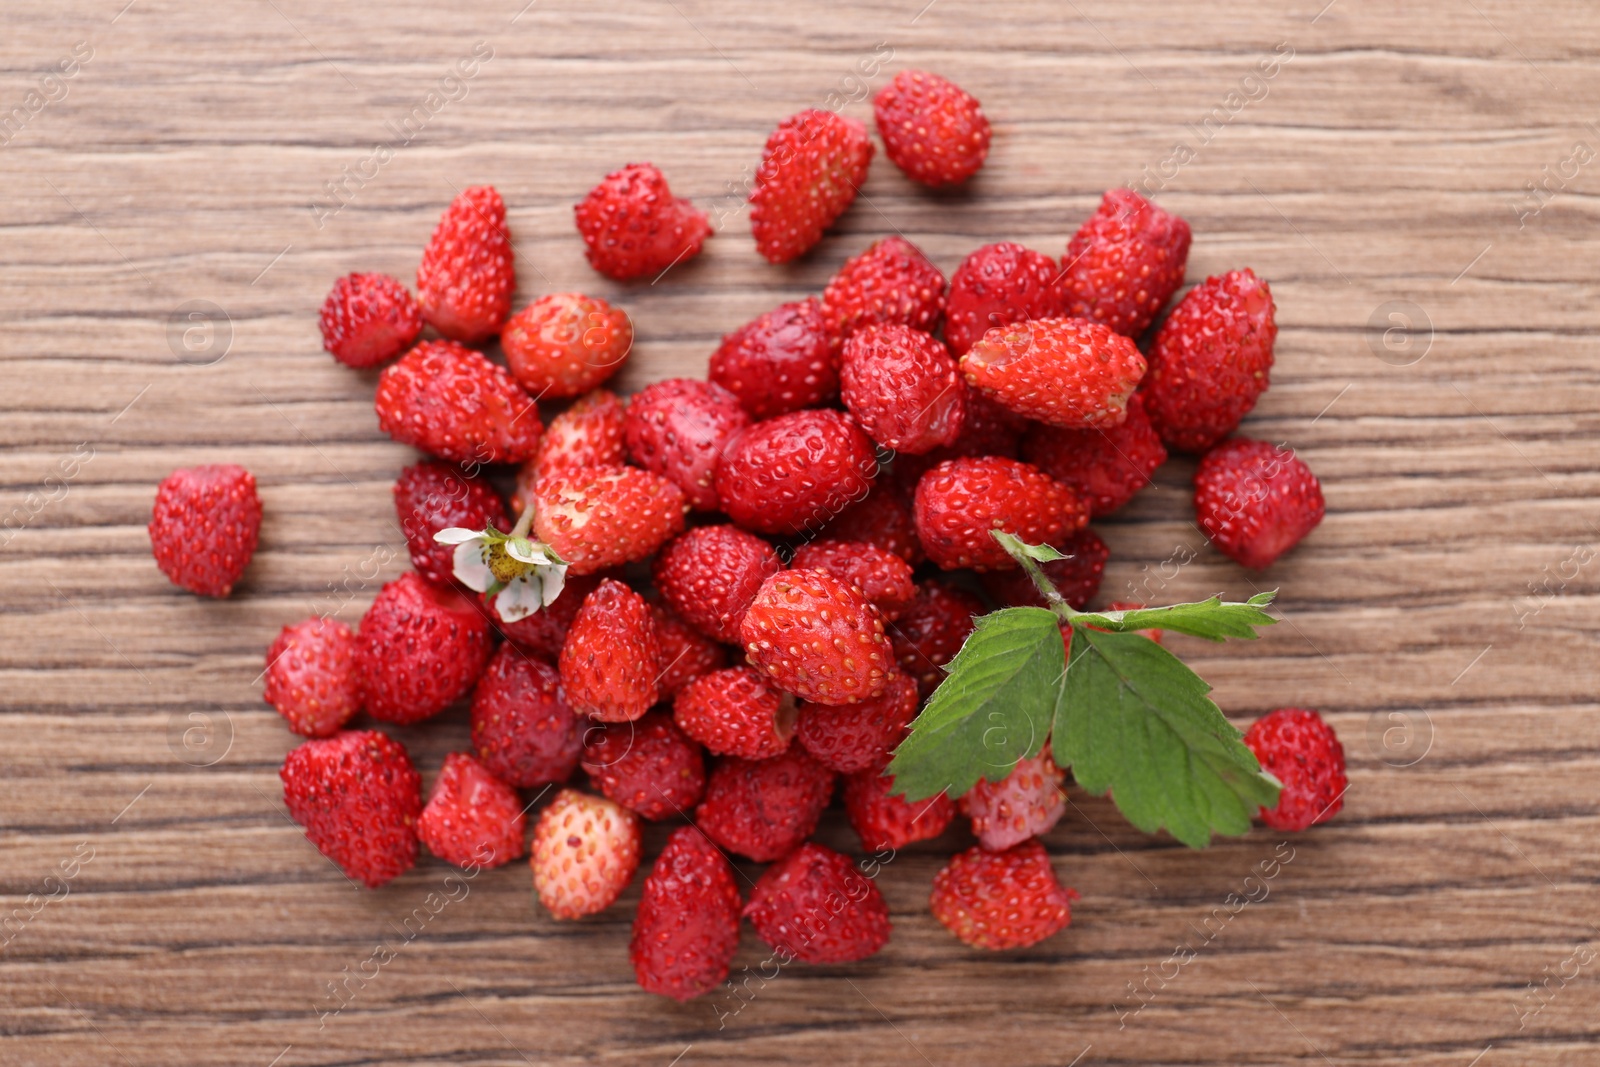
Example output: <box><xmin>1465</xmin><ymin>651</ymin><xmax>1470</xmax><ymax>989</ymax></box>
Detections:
<box><xmin>694</xmin><ymin>742</ymin><xmax>834</xmax><ymax>862</ymax></box>
<box><xmin>873</xmin><ymin>69</ymin><xmax>991</xmax><ymax>188</ymax></box>
<box><xmin>416</xmin><ymin>185</ymin><xmax>514</xmax><ymax>343</ymax></box>
<box><xmin>582</xmin><ymin>710</ymin><xmax>707</xmax><ymax>821</ymax></box>
<box><xmin>980</xmin><ymin>527</ymin><xmax>1108</xmax><ymax>611</ymax></box>
<box><xmin>714</xmin><ymin>409</ymin><xmax>878</xmax><ymax>537</ymax></box>
<box><xmin>530</xmin><ymin>788</ymin><xmax>641</xmax><ymax>919</ymax></box>
<box><xmin>486</xmin><ymin>569</ymin><xmax>605</xmax><ymax>661</ymax></box>
<box><xmin>944</xmin><ymin>242</ymin><xmax>1065</xmax><ymax>356</ymax></box>
<box><xmin>532</xmin><ymin>465</ymin><xmax>687</xmax><ymax>575</ymax></box>
<box><xmin>708</xmin><ymin>298</ymin><xmax>837</xmax><ymax>419</ymax></box>
<box><xmin>418</xmin><ymin>751</ymin><xmax>527</xmax><ymax>869</ymax></box>
<box><xmin>393</xmin><ymin>460</ymin><xmax>509</xmax><ymax>587</ymax></box>
<box><xmin>470</xmin><ymin>643</ymin><xmax>584</xmax><ymax>787</ymax></box>
<box><xmin>630</xmin><ymin>825</ymin><xmax>742</xmax><ymax>1001</ymax></box>
<box><xmin>823</xmin><ymin>487</ymin><xmax>925</xmax><ymax>565</ymax></box>
<box><xmin>574</xmin><ymin>162</ymin><xmax>711</xmax><ymax>281</ymax></box>
<box><xmin>960</xmin><ymin>317</ymin><xmax>1146</xmax><ymax>430</ymax></box>
<box><xmin>789</xmin><ymin>538</ymin><xmax>916</xmax><ymax>620</ymax></box>
<box><xmin>652</xmin><ymin>525</ymin><xmax>783</xmax><ymax>643</ymax></box>
<box><xmin>740</xmin><ymin>569</ymin><xmax>894</xmax><ymax>706</ymax></box>
<box><xmin>930</xmin><ymin>840</ymin><xmax>1077</xmax><ymax>950</ymax></box>
<box><xmin>529</xmin><ymin>389</ymin><xmax>627</xmax><ymax>480</ymax></box>
<box><xmin>501</xmin><ymin>293</ymin><xmax>633</xmax><ymax>400</ymax></box>
<box><xmin>560</xmin><ymin>579</ymin><xmax>660</xmax><ymax>722</ymax></box>
<box><xmin>820</xmin><ymin>236</ymin><xmax>946</xmax><ymax>343</ymax></box>
<box><xmin>357</xmin><ymin>573</ymin><xmax>493</xmax><ymax>725</ymax></box>
<box><xmin>375</xmin><ymin>340</ymin><xmax>542</xmax><ymax>465</ymax></box>
<box><xmin>280</xmin><ymin>730</ymin><xmax>422</xmax><ymax>889</ymax></box>
<box><xmin>1142</xmin><ymin>268</ymin><xmax>1277</xmax><ymax>452</ymax></box>
<box><xmin>263</xmin><ymin>617</ymin><xmax>362</xmax><ymax>738</ymax></box>
<box><xmin>318</xmin><ymin>272</ymin><xmax>423</xmax><ymax>368</ymax></box>
<box><xmin>886</xmin><ymin>390</ymin><xmax>1026</xmax><ymax>501</ymax></box>
<box><xmin>149</xmin><ymin>464</ymin><xmax>261</xmax><ymax>597</ymax></box>
<box><xmin>959</xmin><ymin>752</ymin><xmax>1067</xmax><ymax>851</ymax></box>
<box><xmin>890</xmin><ymin>578</ymin><xmax>983</xmax><ymax>699</ymax></box>
<box><xmin>743</xmin><ymin>842</ymin><xmax>892</xmax><ymax>963</ymax></box>
<box><xmin>843</xmin><ymin>766</ymin><xmax>956</xmax><ymax>851</ymax></box>
<box><xmin>650</xmin><ymin>603</ymin><xmax>727</xmax><ymax>696</ymax></box>
<box><xmin>1193</xmin><ymin>437</ymin><xmax>1324</xmax><ymax>569</ymax></box>
<box><xmin>1056</xmin><ymin>189</ymin><xmax>1191</xmax><ymax>338</ymax></box>
<box><xmin>749</xmin><ymin>109</ymin><xmax>873</xmax><ymax>264</ymax></box>
<box><xmin>840</xmin><ymin>324</ymin><xmax>966</xmax><ymax>455</ymax></box>
<box><xmin>796</xmin><ymin>670</ymin><xmax>918</xmax><ymax>774</ymax></box>
<box><xmin>674</xmin><ymin>666</ymin><xmax>797</xmax><ymax>760</ymax></box>
<box><xmin>624</xmin><ymin>378</ymin><xmax>751</xmax><ymax>510</ymax></box>
<box><xmin>1243</xmin><ymin>707</ymin><xmax>1347</xmax><ymax>832</ymax></box>
<box><xmin>913</xmin><ymin>456</ymin><xmax>1088</xmax><ymax>571</ymax></box>
<box><xmin>1021</xmin><ymin>392</ymin><xmax>1168</xmax><ymax>517</ymax></box>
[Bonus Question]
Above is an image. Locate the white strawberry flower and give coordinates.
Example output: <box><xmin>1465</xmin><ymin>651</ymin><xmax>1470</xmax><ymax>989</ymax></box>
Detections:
<box><xmin>433</xmin><ymin>526</ymin><xmax>568</xmax><ymax>623</ymax></box>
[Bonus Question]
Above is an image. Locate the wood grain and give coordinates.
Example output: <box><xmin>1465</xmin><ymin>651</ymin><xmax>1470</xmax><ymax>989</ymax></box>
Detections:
<box><xmin>3</xmin><ymin>0</ymin><xmax>1599</xmax><ymax>1063</ymax></box>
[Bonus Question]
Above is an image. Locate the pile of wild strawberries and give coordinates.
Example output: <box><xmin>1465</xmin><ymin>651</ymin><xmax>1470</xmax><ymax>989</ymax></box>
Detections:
<box><xmin>145</xmin><ymin>69</ymin><xmax>1346</xmax><ymax>1001</ymax></box>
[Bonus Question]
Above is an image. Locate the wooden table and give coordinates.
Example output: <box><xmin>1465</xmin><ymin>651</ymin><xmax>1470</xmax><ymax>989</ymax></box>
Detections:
<box><xmin>5</xmin><ymin>1</ymin><xmax>1597</xmax><ymax>1063</ymax></box>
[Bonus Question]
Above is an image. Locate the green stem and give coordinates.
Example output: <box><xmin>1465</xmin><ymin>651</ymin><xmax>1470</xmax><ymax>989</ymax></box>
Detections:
<box><xmin>509</xmin><ymin>497</ymin><xmax>537</xmax><ymax>540</ymax></box>
<box><xmin>999</xmin><ymin>537</ymin><xmax>1082</xmax><ymax>626</ymax></box>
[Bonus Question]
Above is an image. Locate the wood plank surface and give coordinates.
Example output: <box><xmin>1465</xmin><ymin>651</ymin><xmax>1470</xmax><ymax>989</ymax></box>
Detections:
<box><xmin>3</xmin><ymin>0</ymin><xmax>1599</xmax><ymax>1064</ymax></box>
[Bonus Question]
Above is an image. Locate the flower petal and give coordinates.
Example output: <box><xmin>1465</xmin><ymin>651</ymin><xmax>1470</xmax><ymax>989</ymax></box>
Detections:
<box><xmin>494</xmin><ymin>573</ymin><xmax>544</xmax><ymax>623</ymax></box>
<box><xmin>505</xmin><ymin>538</ymin><xmax>551</xmax><ymax>565</ymax></box>
<box><xmin>451</xmin><ymin>540</ymin><xmax>495</xmax><ymax>593</ymax></box>
<box><xmin>539</xmin><ymin>565</ymin><xmax>569</xmax><ymax>607</ymax></box>
<box><xmin>434</xmin><ymin>527</ymin><xmax>486</xmax><ymax>545</ymax></box>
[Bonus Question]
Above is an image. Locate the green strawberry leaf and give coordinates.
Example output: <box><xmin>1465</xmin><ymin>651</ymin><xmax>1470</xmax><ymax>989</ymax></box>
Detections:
<box><xmin>1054</xmin><ymin>626</ymin><xmax>1281</xmax><ymax>848</ymax></box>
<box><xmin>1072</xmin><ymin>591</ymin><xmax>1279</xmax><ymax>643</ymax></box>
<box><xmin>887</xmin><ymin>606</ymin><xmax>1062</xmax><ymax>802</ymax></box>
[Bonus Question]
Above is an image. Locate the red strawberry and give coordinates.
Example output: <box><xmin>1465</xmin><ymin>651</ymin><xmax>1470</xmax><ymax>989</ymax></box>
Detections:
<box><xmin>532</xmin><ymin>465</ymin><xmax>687</xmax><ymax>575</ymax></box>
<box><xmin>820</xmin><ymin>236</ymin><xmax>946</xmax><ymax>343</ymax></box>
<box><xmin>653</xmin><ymin>525</ymin><xmax>783</xmax><ymax>643</ymax></box>
<box><xmin>416</xmin><ymin>185</ymin><xmax>514</xmax><ymax>343</ymax></box>
<box><xmin>357</xmin><ymin>572</ymin><xmax>493</xmax><ymax>725</ymax></box>
<box><xmin>1193</xmin><ymin>437</ymin><xmax>1324</xmax><ymax>569</ymax></box>
<box><xmin>796</xmin><ymin>670</ymin><xmax>918</xmax><ymax>774</ymax></box>
<box><xmin>650</xmin><ymin>603</ymin><xmax>728</xmax><ymax>697</ymax></box>
<box><xmin>913</xmin><ymin>456</ymin><xmax>1088</xmax><ymax>571</ymax></box>
<box><xmin>263</xmin><ymin>617</ymin><xmax>362</xmax><ymax>738</ymax></box>
<box><xmin>743</xmin><ymin>842</ymin><xmax>891</xmax><ymax>963</ymax></box>
<box><xmin>1142</xmin><ymin>268</ymin><xmax>1278</xmax><ymax>452</ymax></box>
<box><xmin>959</xmin><ymin>752</ymin><xmax>1067</xmax><ymax>851</ymax></box>
<box><xmin>501</xmin><ymin>293</ymin><xmax>633</xmax><ymax>400</ymax></box>
<box><xmin>1056</xmin><ymin>188</ymin><xmax>1191</xmax><ymax>338</ymax></box>
<box><xmin>789</xmin><ymin>538</ymin><xmax>916</xmax><ymax>620</ymax></box>
<box><xmin>674</xmin><ymin>666</ymin><xmax>797</xmax><ymax>760</ymax></box>
<box><xmin>930</xmin><ymin>840</ymin><xmax>1077</xmax><ymax>950</ymax></box>
<box><xmin>980</xmin><ymin>527</ymin><xmax>1108</xmax><ymax>611</ymax></box>
<box><xmin>843</xmin><ymin>766</ymin><xmax>956</xmax><ymax>851</ymax></box>
<box><xmin>393</xmin><ymin>460</ymin><xmax>510</xmax><ymax>587</ymax></box>
<box><xmin>375</xmin><ymin>340</ymin><xmax>542</xmax><ymax>465</ymax></box>
<box><xmin>886</xmin><ymin>390</ymin><xmax>1025</xmax><ymax>502</ymax></box>
<box><xmin>961</xmin><ymin>317</ymin><xmax>1147</xmax><ymax>430</ymax></box>
<box><xmin>693</xmin><ymin>742</ymin><xmax>834</xmax><ymax>862</ymax></box>
<box><xmin>873</xmin><ymin>69</ymin><xmax>991</xmax><ymax>188</ymax></box>
<box><xmin>749</xmin><ymin>109</ymin><xmax>874</xmax><ymax>264</ymax></box>
<box><xmin>529</xmin><ymin>389</ymin><xmax>627</xmax><ymax>480</ymax></box>
<box><xmin>889</xmin><ymin>578</ymin><xmax>983</xmax><ymax>699</ymax></box>
<box><xmin>1021</xmin><ymin>391</ymin><xmax>1168</xmax><ymax>517</ymax></box>
<box><xmin>944</xmin><ymin>242</ymin><xmax>1065</xmax><ymax>356</ymax></box>
<box><xmin>714</xmin><ymin>409</ymin><xmax>878</xmax><ymax>538</ymax></box>
<box><xmin>574</xmin><ymin>162</ymin><xmax>711</xmax><ymax>281</ymax></box>
<box><xmin>582</xmin><ymin>710</ymin><xmax>707</xmax><ymax>821</ymax></box>
<box><xmin>630</xmin><ymin>825</ymin><xmax>742</xmax><ymax>1001</ymax></box>
<box><xmin>149</xmin><ymin>464</ymin><xmax>261</xmax><ymax>597</ymax></box>
<box><xmin>1243</xmin><ymin>707</ymin><xmax>1347</xmax><ymax>832</ymax></box>
<box><xmin>740</xmin><ymin>569</ymin><xmax>894</xmax><ymax>706</ymax></box>
<box><xmin>823</xmin><ymin>487</ymin><xmax>925</xmax><ymax>565</ymax></box>
<box><xmin>530</xmin><ymin>788</ymin><xmax>641</xmax><ymax>919</ymax></box>
<box><xmin>470</xmin><ymin>643</ymin><xmax>584</xmax><ymax>787</ymax></box>
<box><xmin>280</xmin><ymin>730</ymin><xmax>422</xmax><ymax>889</ymax></box>
<box><xmin>418</xmin><ymin>751</ymin><xmax>527</xmax><ymax>869</ymax></box>
<box><xmin>486</xmin><ymin>569</ymin><xmax>605</xmax><ymax>661</ymax></box>
<box><xmin>318</xmin><ymin>272</ymin><xmax>423</xmax><ymax>368</ymax></box>
<box><xmin>624</xmin><ymin>378</ymin><xmax>751</xmax><ymax>510</ymax></box>
<box><xmin>559</xmin><ymin>579</ymin><xmax>661</xmax><ymax>722</ymax></box>
<box><xmin>840</xmin><ymin>324</ymin><xmax>966</xmax><ymax>455</ymax></box>
<box><xmin>708</xmin><ymin>298</ymin><xmax>837</xmax><ymax>419</ymax></box>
